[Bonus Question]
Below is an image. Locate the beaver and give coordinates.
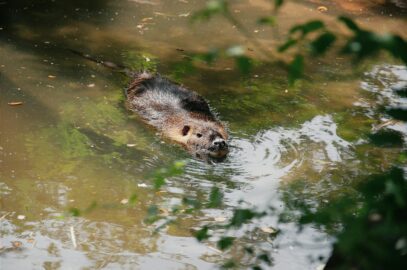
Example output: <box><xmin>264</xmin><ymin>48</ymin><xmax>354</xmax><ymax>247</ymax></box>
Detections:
<box><xmin>125</xmin><ymin>72</ymin><xmax>229</xmax><ymax>158</ymax></box>
<box><xmin>69</xmin><ymin>49</ymin><xmax>229</xmax><ymax>158</ymax></box>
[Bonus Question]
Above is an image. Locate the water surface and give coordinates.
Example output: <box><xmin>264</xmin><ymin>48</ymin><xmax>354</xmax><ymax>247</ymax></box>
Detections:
<box><xmin>1</xmin><ymin>0</ymin><xmax>406</xmax><ymax>269</ymax></box>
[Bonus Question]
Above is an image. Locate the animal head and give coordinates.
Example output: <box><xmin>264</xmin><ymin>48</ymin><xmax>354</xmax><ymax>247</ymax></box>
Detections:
<box><xmin>181</xmin><ymin>121</ymin><xmax>229</xmax><ymax>158</ymax></box>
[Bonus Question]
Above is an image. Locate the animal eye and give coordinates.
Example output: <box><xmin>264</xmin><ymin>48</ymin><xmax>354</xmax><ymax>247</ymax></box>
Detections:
<box><xmin>196</xmin><ymin>133</ymin><xmax>202</xmax><ymax>138</ymax></box>
<box><xmin>182</xmin><ymin>125</ymin><xmax>190</xmax><ymax>136</ymax></box>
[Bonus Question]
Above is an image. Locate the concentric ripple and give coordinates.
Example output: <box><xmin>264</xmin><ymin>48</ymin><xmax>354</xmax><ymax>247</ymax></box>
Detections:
<box><xmin>184</xmin><ymin>115</ymin><xmax>352</xmax><ymax>189</ymax></box>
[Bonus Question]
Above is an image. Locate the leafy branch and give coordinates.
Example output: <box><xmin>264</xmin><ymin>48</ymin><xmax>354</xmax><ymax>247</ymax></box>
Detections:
<box><xmin>188</xmin><ymin>0</ymin><xmax>407</xmax><ymax>86</ymax></box>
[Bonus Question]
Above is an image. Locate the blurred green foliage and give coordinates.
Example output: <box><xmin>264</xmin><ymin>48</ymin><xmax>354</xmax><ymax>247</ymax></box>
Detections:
<box><xmin>185</xmin><ymin>1</ymin><xmax>407</xmax><ymax>269</ymax></box>
<box><xmin>304</xmin><ymin>168</ymin><xmax>407</xmax><ymax>270</ymax></box>
<box><xmin>190</xmin><ymin>0</ymin><xmax>407</xmax><ymax>87</ymax></box>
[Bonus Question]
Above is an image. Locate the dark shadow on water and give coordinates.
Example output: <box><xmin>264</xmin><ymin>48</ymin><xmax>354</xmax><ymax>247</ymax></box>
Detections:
<box><xmin>79</xmin><ymin>127</ymin><xmax>149</xmax><ymax>160</ymax></box>
<box><xmin>0</xmin><ymin>0</ymin><xmax>110</xmax><ymax>30</ymax></box>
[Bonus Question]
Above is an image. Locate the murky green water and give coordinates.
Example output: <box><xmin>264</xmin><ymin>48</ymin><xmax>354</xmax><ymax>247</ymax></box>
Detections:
<box><xmin>1</xmin><ymin>0</ymin><xmax>406</xmax><ymax>269</ymax></box>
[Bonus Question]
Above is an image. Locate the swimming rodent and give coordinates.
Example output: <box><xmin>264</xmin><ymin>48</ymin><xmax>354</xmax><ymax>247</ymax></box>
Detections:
<box><xmin>70</xmin><ymin>50</ymin><xmax>229</xmax><ymax>158</ymax></box>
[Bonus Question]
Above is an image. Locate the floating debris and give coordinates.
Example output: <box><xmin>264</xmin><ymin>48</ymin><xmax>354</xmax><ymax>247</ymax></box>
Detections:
<box><xmin>126</xmin><ymin>143</ymin><xmax>137</xmax><ymax>147</ymax></box>
<box><xmin>11</xmin><ymin>241</ymin><xmax>23</xmax><ymax>248</ymax></box>
<box><xmin>372</xmin><ymin>119</ymin><xmax>401</xmax><ymax>132</ymax></box>
<box><xmin>17</xmin><ymin>215</ymin><xmax>26</xmax><ymax>220</ymax></box>
<box><xmin>0</xmin><ymin>212</ymin><xmax>11</xmax><ymax>220</ymax></box>
<box><xmin>260</xmin><ymin>226</ymin><xmax>277</xmax><ymax>234</ymax></box>
<box><xmin>207</xmin><ymin>245</ymin><xmax>222</xmax><ymax>253</ymax></box>
<box><xmin>154</xmin><ymin>12</ymin><xmax>176</xmax><ymax>17</ymax></box>
<box><xmin>7</xmin><ymin>101</ymin><xmax>23</xmax><ymax>106</ymax></box>
<box><xmin>317</xmin><ymin>6</ymin><xmax>328</xmax><ymax>12</ymax></box>
<box><xmin>70</xmin><ymin>226</ymin><xmax>77</xmax><ymax>249</ymax></box>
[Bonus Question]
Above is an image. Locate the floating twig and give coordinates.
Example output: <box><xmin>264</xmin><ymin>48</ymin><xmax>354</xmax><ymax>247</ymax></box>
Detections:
<box><xmin>70</xmin><ymin>226</ymin><xmax>77</xmax><ymax>248</ymax></box>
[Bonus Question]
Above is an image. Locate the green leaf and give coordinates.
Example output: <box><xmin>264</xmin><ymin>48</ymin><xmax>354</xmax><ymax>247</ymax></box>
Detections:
<box><xmin>129</xmin><ymin>194</ymin><xmax>138</xmax><ymax>205</ymax></box>
<box><xmin>290</xmin><ymin>20</ymin><xmax>324</xmax><ymax>37</ymax></box>
<box><xmin>257</xmin><ymin>16</ymin><xmax>276</xmax><ymax>25</ymax></box>
<box><xmin>369</xmin><ymin>130</ymin><xmax>404</xmax><ymax>148</ymax></box>
<box><xmin>235</xmin><ymin>56</ymin><xmax>252</xmax><ymax>74</ymax></box>
<box><xmin>195</xmin><ymin>226</ymin><xmax>210</xmax><ymax>241</ymax></box>
<box><xmin>386</xmin><ymin>108</ymin><xmax>407</xmax><ymax>121</ymax></box>
<box><xmin>168</xmin><ymin>160</ymin><xmax>186</xmax><ymax>175</ymax></box>
<box><xmin>173</xmin><ymin>160</ymin><xmax>186</xmax><ymax>169</ymax></box>
<box><xmin>69</xmin><ymin>208</ymin><xmax>81</xmax><ymax>217</ymax></box>
<box><xmin>288</xmin><ymin>54</ymin><xmax>304</xmax><ymax>86</ymax></box>
<box><xmin>392</xmin><ymin>84</ymin><xmax>407</xmax><ymax>98</ymax></box>
<box><xmin>229</xmin><ymin>209</ymin><xmax>264</xmax><ymax>227</ymax></box>
<box><xmin>154</xmin><ymin>175</ymin><xmax>166</xmax><ymax>189</ymax></box>
<box><xmin>217</xmin><ymin>237</ymin><xmax>235</xmax><ymax>250</ymax></box>
<box><xmin>310</xmin><ymin>32</ymin><xmax>336</xmax><ymax>55</ymax></box>
<box><xmin>338</xmin><ymin>16</ymin><xmax>360</xmax><ymax>32</ymax></box>
<box><xmin>193</xmin><ymin>50</ymin><xmax>219</xmax><ymax>65</ymax></box>
<box><xmin>381</xmin><ymin>35</ymin><xmax>407</xmax><ymax>65</ymax></box>
<box><xmin>258</xmin><ymin>253</ymin><xmax>272</xmax><ymax>265</ymax></box>
<box><xmin>397</xmin><ymin>152</ymin><xmax>407</xmax><ymax>163</ymax></box>
<box><xmin>152</xmin><ymin>160</ymin><xmax>186</xmax><ymax>189</ymax></box>
<box><xmin>221</xmin><ymin>261</ymin><xmax>236</xmax><ymax>269</ymax></box>
<box><xmin>385</xmin><ymin>180</ymin><xmax>406</xmax><ymax>207</ymax></box>
<box><xmin>274</xmin><ymin>0</ymin><xmax>284</xmax><ymax>9</ymax></box>
<box><xmin>208</xmin><ymin>186</ymin><xmax>223</xmax><ymax>208</ymax></box>
<box><xmin>278</xmin><ymin>39</ymin><xmax>297</xmax><ymax>52</ymax></box>
<box><xmin>183</xmin><ymin>197</ymin><xmax>201</xmax><ymax>209</ymax></box>
<box><xmin>341</xmin><ymin>31</ymin><xmax>379</xmax><ymax>60</ymax></box>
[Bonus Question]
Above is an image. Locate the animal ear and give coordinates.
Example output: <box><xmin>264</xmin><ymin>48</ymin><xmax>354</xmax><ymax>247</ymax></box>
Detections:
<box><xmin>182</xmin><ymin>125</ymin><xmax>190</xmax><ymax>136</ymax></box>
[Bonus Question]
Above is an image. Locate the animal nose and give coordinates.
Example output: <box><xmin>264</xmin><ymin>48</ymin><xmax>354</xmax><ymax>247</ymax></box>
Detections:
<box><xmin>213</xmin><ymin>138</ymin><xmax>227</xmax><ymax>149</ymax></box>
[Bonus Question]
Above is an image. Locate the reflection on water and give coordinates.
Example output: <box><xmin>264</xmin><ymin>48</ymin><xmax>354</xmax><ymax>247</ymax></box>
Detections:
<box><xmin>1</xmin><ymin>0</ymin><xmax>406</xmax><ymax>269</ymax></box>
<box><xmin>232</xmin><ymin>114</ymin><xmax>351</xmax><ymax>178</ymax></box>
<box><xmin>183</xmin><ymin>114</ymin><xmax>353</xmax><ymax>209</ymax></box>
<box><xmin>362</xmin><ymin>65</ymin><xmax>407</xmax><ymax>106</ymax></box>
<box><xmin>361</xmin><ymin>65</ymin><xmax>407</xmax><ymax>137</ymax></box>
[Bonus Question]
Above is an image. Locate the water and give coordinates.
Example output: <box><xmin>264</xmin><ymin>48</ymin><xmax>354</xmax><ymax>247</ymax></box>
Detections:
<box><xmin>1</xmin><ymin>0</ymin><xmax>406</xmax><ymax>269</ymax></box>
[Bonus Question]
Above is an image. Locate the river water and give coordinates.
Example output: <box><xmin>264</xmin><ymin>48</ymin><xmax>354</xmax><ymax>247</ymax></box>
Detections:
<box><xmin>1</xmin><ymin>0</ymin><xmax>406</xmax><ymax>269</ymax></box>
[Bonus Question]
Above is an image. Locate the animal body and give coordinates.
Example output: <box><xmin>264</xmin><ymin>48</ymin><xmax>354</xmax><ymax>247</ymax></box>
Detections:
<box><xmin>70</xmin><ymin>49</ymin><xmax>229</xmax><ymax>158</ymax></box>
<box><xmin>125</xmin><ymin>72</ymin><xmax>229</xmax><ymax>158</ymax></box>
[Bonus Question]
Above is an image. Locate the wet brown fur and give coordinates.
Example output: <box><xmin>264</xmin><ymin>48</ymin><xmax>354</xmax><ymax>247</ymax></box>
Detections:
<box><xmin>125</xmin><ymin>72</ymin><xmax>228</xmax><ymax>157</ymax></box>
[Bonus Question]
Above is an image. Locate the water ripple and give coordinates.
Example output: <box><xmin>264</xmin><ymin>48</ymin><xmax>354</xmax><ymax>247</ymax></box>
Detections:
<box><xmin>184</xmin><ymin>115</ymin><xmax>352</xmax><ymax>190</ymax></box>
